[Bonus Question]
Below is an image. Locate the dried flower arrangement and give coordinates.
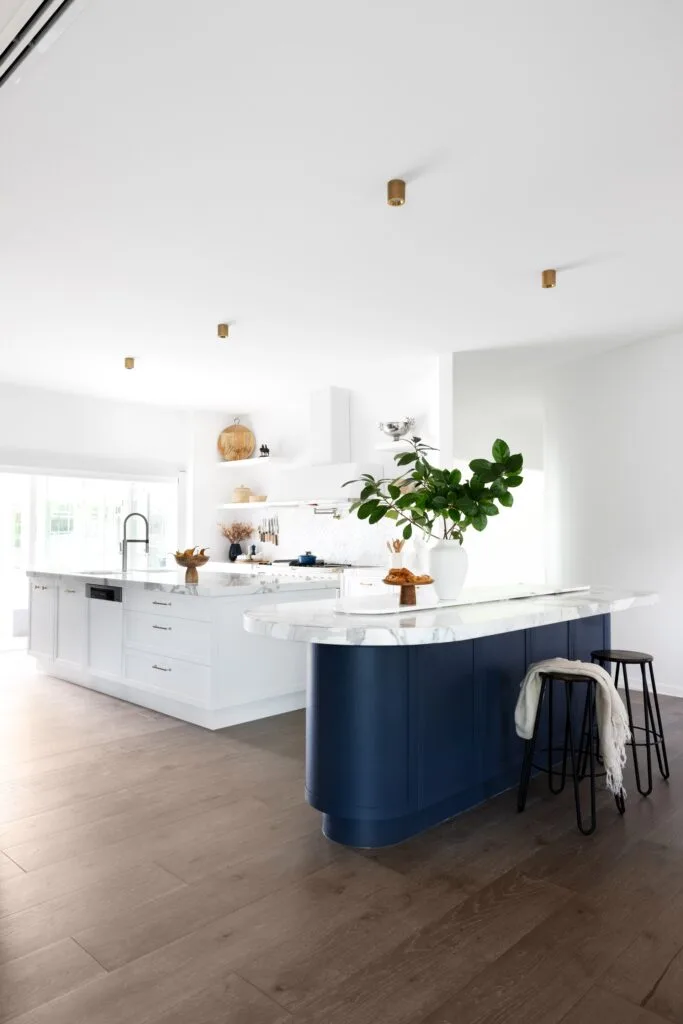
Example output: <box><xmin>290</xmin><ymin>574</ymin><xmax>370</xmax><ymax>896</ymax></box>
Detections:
<box><xmin>219</xmin><ymin>521</ymin><xmax>254</xmax><ymax>544</ymax></box>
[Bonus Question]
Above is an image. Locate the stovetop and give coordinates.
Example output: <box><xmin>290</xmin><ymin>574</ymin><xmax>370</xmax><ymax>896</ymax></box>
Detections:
<box><xmin>271</xmin><ymin>561</ymin><xmax>377</xmax><ymax>569</ymax></box>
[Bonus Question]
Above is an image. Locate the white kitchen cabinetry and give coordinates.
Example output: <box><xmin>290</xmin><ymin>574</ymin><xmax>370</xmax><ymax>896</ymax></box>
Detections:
<box><xmin>28</xmin><ymin>577</ymin><xmax>56</xmax><ymax>659</ymax></box>
<box><xmin>124</xmin><ymin>611</ymin><xmax>212</xmax><ymax>664</ymax></box>
<box><xmin>27</xmin><ymin>572</ymin><xmax>338</xmax><ymax>729</ymax></box>
<box><xmin>123</xmin><ymin>650</ymin><xmax>212</xmax><ymax>707</ymax></box>
<box><xmin>340</xmin><ymin>567</ymin><xmax>386</xmax><ymax>598</ymax></box>
<box><xmin>88</xmin><ymin>596</ymin><xmax>123</xmax><ymax>680</ymax></box>
<box><xmin>56</xmin><ymin>582</ymin><xmax>87</xmax><ymax>671</ymax></box>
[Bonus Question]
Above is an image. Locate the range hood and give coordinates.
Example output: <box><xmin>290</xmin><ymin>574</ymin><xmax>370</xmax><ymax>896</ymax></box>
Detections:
<box><xmin>268</xmin><ymin>461</ymin><xmax>382</xmax><ymax>504</ymax></box>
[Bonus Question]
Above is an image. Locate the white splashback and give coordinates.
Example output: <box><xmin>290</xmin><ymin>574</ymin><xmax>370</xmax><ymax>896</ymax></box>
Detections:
<box><xmin>224</xmin><ymin>505</ymin><xmax>398</xmax><ymax>567</ymax></box>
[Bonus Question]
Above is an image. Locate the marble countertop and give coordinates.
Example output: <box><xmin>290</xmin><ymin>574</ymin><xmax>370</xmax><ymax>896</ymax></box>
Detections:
<box><xmin>27</xmin><ymin>568</ymin><xmax>340</xmax><ymax>599</ymax></box>
<box><xmin>243</xmin><ymin>586</ymin><xmax>658</xmax><ymax>646</ymax></box>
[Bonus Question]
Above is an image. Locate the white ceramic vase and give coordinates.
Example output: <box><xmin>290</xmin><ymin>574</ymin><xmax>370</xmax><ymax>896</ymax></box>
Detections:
<box><xmin>428</xmin><ymin>539</ymin><xmax>468</xmax><ymax>601</ymax></box>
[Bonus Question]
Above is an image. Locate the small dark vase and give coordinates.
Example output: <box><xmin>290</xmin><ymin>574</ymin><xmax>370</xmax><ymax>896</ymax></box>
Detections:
<box><xmin>228</xmin><ymin>542</ymin><xmax>242</xmax><ymax>563</ymax></box>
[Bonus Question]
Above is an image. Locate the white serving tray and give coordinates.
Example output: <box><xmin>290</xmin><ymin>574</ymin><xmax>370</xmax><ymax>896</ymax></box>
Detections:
<box><xmin>335</xmin><ymin>584</ymin><xmax>590</xmax><ymax>616</ymax></box>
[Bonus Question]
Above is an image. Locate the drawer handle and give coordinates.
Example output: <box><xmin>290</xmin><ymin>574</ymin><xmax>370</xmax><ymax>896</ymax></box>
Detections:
<box><xmin>152</xmin><ymin>624</ymin><xmax>172</xmax><ymax>631</ymax></box>
<box><xmin>34</xmin><ymin>584</ymin><xmax>48</xmax><ymax>591</ymax></box>
<box><xmin>359</xmin><ymin>582</ymin><xmax>375</xmax><ymax>586</ymax></box>
<box><xmin>64</xmin><ymin>588</ymin><xmax>77</xmax><ymax>594</ymax></box>
<box><xmin>152</xmin><ymin>601</ymin><xmax>172</xmax><ymax>607</ymax></box>
<box><xmin>152</xmin><ymin>664</ymin><xmax>171</xmax><ymax>672</ymax></box>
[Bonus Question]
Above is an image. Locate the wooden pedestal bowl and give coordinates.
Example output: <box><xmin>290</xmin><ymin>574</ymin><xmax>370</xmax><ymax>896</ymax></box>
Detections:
<box><xmin>173</xmin><ymin>551</ymin><xmax>210</xmax><ymax>585</ymax></box>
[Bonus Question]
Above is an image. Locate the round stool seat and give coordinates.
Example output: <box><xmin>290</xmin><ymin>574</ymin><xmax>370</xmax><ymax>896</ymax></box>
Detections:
<box><xmin>591</xmin><ymin>649</ymin><xmax>653</xmax><ymax>664</ymax></box>
<box><xmin>539</xmin><ymin>670</ymin><xmax>594</xmax><ymax>684</ymax></box>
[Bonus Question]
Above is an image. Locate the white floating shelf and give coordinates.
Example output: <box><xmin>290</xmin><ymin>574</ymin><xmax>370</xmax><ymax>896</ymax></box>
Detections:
<box><xmin>217</xmin><ymin>498</ymin><xmax>353</xmax><ymax>512</ymax></box>
<box><xmin>375</xmin><ymin>439</ymin><xmax>413</xmax><ymax>452</ymax></box>
<box><xmin>216</xmin><ymin>457</ymin><xmax>287</xmax><ymax>469</ymax></box>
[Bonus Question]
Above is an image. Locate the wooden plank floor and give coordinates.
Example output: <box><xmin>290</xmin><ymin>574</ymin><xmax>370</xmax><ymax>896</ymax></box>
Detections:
<box><xmin>2</xmin><ymin>651</ymin><xmax>683</xmax><ymax>1023</ymax></box>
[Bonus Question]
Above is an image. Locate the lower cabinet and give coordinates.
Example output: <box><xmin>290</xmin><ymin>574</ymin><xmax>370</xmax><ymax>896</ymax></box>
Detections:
<box><xmin>28</xmin><ymin>577</ymin><xmax>325</xmax><ymax>729</ymax></box>
<box><xmin>56</xmin><ymin>582</ymin><xmax>87</xmax><ymax>670</ymax></box>
<box><xmin>28</xmin><ymin>578</ymin><xmax>56</xmax><ymax>659</ymax></box>
<box><xmin>123</xmin><ymin>611</ymin><xmax>211</xmax><ymax>664</ymax></box>
<box><xmin>124</xmin><ymin>651</ymin><xmax>212</xmax><ymax>707</ymax></box>
<box><xmin>88</xmin><ymin>598</ymin><xmax>123</xmax><ymax>679</ymax></box>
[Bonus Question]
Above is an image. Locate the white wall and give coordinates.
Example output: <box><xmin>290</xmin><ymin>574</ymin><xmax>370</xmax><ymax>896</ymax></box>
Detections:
<box><xmin>213</xmin><ymin>365</ymin><xmax>442</xmax><ymax>565</ymax></box>
<box><xmin>452</xmin><ymin>348</ymin><xmax>546</xmax><ymax>470</ymax></box>
<box><xmin>544</xmin><ymin>333</ymin><xmax>678</xmax><ymax>692</ymax></box>
<box><xmin>0</xmin><ymin>382</ymin><xmax>194</xmax><ymax>476</ymax></box>
<box><xmin>450</xmin><ymin>348</ymin><xmax>547</xmax><ymax>585</ymax></box>
<box><xmin>0</xmin><ymin>360</ymin><xmax>443</xmax><ymax>569</ymax></box>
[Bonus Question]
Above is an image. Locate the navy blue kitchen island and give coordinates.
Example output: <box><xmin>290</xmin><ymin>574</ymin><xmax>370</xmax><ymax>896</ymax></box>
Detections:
<box><xmin>244</xmin><ymin>587</ymin><xmax>654</xmax><ymax>848</ymax></box>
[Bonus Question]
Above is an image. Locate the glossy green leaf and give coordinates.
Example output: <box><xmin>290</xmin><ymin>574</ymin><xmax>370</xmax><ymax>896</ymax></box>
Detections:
<box><xmin>357</xmin><ymin>500</ymin><xmax>380</xmax><ymax>519</ymax></box>
<box><xmin>456</xmin><ymin>496</ymin><xmax>479</xmax><ymax>516</ymax></box>
<box><xmin>499</xmin><ymin>491</ymin><xmax>514</xmax><ymax>508</ymax></box>
<box><xmin>505</xmin><ymin>453</ymin><xmax>523</xmax><ymax>473</ymax></box>
<box><xmin>506</xmin><ymin>475</ymin><xmax>524</xmax><ymax>488</ymax></box>
<box><xmin>471</xmin><ymin>513</ymin><xmax>488</xmax><ymax>531</ymax></box>
<box><xmin>403</xmin><ymin>523</ymin><xmax>413</xmax><ymax>540</ymax></box>
<box><xmin>492</xmin><ymin>439</ymin><xmax>510</xmax><ymax>463</ymax></box>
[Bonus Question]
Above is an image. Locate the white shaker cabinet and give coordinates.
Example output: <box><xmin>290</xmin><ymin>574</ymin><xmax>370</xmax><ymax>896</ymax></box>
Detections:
<box><xmin>56</xmin><ymin>582</ymin><xmax>87</xmax><ymax>671</ymax></box>
<box><xmin>26</xmin><ymin>569</ymin><xmax>339</xmax><ymax>729</ymax></box>
<box><xmin>28</xmin><ymin>577</ymin><xmax>56</xmax><ymax>659</ymax></box>
<box><xmin>88</xmin><ymin>594</ymin><xmax>123</xmax><ymax>680</ymax></box>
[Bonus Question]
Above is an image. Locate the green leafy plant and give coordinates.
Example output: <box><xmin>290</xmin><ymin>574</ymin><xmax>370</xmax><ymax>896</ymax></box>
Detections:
<box><xmin>343</xmin><ymin>437</ymin><xmax>524</xmax><ymax>544</ymax></box>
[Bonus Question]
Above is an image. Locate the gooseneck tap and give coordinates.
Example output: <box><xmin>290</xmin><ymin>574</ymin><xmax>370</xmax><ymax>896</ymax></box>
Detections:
<box><xmin>121</xmin><ymin>513</ymin><xmax>150</xmax><ymax>572</ymax></box>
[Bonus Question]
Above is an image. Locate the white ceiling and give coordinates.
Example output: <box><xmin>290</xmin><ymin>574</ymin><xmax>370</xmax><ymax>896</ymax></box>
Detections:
<box><xmin>0</xmin><ymin>0</ymin><xmax>32</xmax><ymax>34</ymax></box>
<box><xmin>1</xmin><ymin>0</ymin><xmax>682</xmax><ymax>408</ymax></box>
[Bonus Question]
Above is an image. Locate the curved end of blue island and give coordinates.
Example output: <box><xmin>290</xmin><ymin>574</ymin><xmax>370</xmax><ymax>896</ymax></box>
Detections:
<box><xmin>244</xmin><ymin>586</ymin><xmax>657</xmax><ymax>848</ymax></box>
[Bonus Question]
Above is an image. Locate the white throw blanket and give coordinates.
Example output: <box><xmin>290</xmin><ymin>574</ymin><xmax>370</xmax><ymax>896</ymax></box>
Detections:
<box><xmin>515</xmin><ymin>658</ymin><xmax>631</xmax><ymax>795</ymax></box>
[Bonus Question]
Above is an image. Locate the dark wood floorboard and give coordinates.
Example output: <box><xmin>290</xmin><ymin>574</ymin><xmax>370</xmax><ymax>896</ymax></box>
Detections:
<box><xmin>2</xmin><ymin>651</ymin><xmax>683</xmax><ymax>1023</ymax></box>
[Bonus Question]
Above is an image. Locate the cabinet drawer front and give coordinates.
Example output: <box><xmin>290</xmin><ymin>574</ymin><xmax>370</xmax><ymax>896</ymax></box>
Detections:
<box><xmin>124</xmin><ymin>612</ymin><xmax>211</xmax><ymax>664</ymax></box>
<box><xmin>124</xmin><ymin>589</ymin><xmax>212</xmax><ymax>622</ymax></box>
<box><xmin>124</xmin><ymin>652</ymin><xmax>211</xmax><ymax>707</ymax></box>
<box><xmin>345</xmin><ymin>578</ymin><xmax>386</xmax><ymax>597</ymax></box>
<box><xmin>59</xmin><ymin>580</ymin><xmax>85</xmax><ymax>597</ymax></box>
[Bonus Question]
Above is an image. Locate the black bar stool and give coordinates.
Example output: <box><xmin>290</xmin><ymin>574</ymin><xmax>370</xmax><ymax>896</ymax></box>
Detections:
<box><xmin>517</xmin><ymin>670</ymin><xmax>625</xmax><ymax>835</ymax></box>
<box><xmin>591</xmin><ymin>649</ymin><xmax>669</xmax><ymax>796</ymax></box>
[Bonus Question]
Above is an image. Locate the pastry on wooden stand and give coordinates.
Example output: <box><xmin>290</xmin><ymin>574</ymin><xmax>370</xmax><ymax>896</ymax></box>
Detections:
<box><xmin>383</xmin><ymin>567</ymin><xmax>434</xmax><ymax>607</ymax></box>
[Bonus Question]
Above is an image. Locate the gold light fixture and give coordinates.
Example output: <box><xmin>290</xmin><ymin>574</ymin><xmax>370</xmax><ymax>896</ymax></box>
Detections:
<box><xmin>124</xmin><ymin>356</ymin><xmax>135</xmax><ymax>370</ymax></box>
<box><xmin>217</xmin><ymin>322</ymin><xmax>230</xmax><ymax>339</ymax></box>
<box><xmin>541</xmin><ymin>269</ymin><xmax>557</xmax><ymax>289</ymax></box>
<box><xmin>387</xmin><ymin>179</ymin><xmax>406</xmax><ymax>206</ymax></box>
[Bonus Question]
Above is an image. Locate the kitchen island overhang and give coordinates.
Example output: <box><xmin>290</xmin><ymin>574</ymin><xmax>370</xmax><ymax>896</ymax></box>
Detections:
<box><xmin>244</xmin><ymin>588</ymin><xmax>657</xmax><ymax>847</ymax></box>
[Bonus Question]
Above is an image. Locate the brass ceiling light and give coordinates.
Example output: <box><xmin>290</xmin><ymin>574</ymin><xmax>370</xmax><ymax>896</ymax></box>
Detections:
<box><xmin>387</xmin><ymin>179</ymin><xmax>406</xmax><ymax>206</ymax></box>
<box><xmin>124</xmin><ymin>356</ymin><xmax>135</xmax><ymax>369</ymax></box>
<box><xmin>541</xmin><ymin>269</ymin><xmax>557</xmax><ymax>289</ymax></box>
<box><xmin>217</xmin><ymin>322</ymin><xmax>230</xmax><ymax>339</ymax></box>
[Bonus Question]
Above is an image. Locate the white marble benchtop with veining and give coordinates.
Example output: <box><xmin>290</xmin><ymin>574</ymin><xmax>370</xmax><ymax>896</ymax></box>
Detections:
<box><xmin>27</xmin><ymin>569</ymin><xmax>339</xmax><ymax>599</ymax></box>
<box><xmin>243</xmin><ymin>586</ymin><xmax>658</xmax><ymax>646</ymax></box>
